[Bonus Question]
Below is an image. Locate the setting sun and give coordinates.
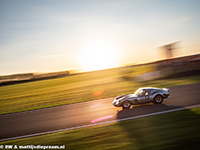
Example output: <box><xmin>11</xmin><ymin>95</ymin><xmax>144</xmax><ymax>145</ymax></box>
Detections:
<box><xmin>78</xmin><ymin>41</ymin><xmax>121</xmax><ymax>72</ymax></box>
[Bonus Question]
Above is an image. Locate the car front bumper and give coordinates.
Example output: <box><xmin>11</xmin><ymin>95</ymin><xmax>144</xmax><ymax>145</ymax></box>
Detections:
<box><xmin>112</xmin><ymin>100</ymin><xmax>122</xmax><ymax>107</ymax></box>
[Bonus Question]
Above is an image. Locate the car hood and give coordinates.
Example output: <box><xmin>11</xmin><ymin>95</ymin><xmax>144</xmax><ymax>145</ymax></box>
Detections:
<box><xmin>125</xmin><ymin>94</ymin><xmax>138</xmax><ymax>98</ymax></box>
<box><xmin>116</xmin><ymin>94</ymin><xmax>138</xmax><ymax>100</ymax></box>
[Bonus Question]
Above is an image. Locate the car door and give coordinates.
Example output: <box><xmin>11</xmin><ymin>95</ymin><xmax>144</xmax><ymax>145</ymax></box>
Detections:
<box><xmin>138</xmin><ymin>90</ymin><xmax>150</xmax><ymax>103</ymax></box>
<box><xmin>144</xmin><ymin>89</ymin><xmax>151</xmax><ymax>102</ymax></box>
<box><xmin>137</xmin><ymin>90</ymin><xmax>146</xmax><ymax>104</ymax></box>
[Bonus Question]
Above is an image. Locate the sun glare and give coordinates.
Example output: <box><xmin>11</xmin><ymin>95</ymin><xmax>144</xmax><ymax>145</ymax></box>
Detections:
<box><xmin>78</xmin><ymin>41</ymin><xmax>121</xmax><ymax>72</ymax></box>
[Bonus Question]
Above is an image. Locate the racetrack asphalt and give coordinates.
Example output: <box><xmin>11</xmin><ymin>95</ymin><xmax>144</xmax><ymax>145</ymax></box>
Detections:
<box><xmin>0</xmin><ymin>82</ymin><xmax>200</xmax><ymax>141</ymax></box>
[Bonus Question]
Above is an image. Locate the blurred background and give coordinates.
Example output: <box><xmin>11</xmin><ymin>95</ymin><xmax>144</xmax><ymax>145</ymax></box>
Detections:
<box><xmin>0</xmin><ymin>0</ymin><xmax>200</xmax><ymax>75</ymax></box>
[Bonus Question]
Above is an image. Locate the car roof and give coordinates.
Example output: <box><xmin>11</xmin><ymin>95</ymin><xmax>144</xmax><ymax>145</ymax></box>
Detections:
<box><xmin>140</xmin><ymin>87</ymin><xmax>160</xmax><ymax>90</ymax></box>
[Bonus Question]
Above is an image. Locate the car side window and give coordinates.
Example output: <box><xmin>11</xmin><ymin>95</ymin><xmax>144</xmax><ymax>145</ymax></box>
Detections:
<box><xmin>144</xmin><ymin>90</ymin><xmax>148</xmax><ymax>95</ymax></box>
<box><xmin>150</xmin><ymin>89</ymin><xmax>155</xmax><ymax>95</ymax></box>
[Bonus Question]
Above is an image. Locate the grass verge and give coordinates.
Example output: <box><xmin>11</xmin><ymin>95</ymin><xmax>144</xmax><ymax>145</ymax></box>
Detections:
<box><xmin>1</xmin><ymin>107</ymin><xmax>200</xmax><ymax>150</ymax></box>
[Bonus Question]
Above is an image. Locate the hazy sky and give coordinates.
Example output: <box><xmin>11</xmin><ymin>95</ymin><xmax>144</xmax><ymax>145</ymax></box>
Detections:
<box><xmin>0</xmin><ymin>0</ymin><xmax>200</xmax><ymax>75</ymax></box>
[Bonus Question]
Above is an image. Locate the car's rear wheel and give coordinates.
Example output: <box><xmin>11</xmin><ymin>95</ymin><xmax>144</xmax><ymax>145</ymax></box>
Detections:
<box><xmin>122</xmin><ymin>100</ymin><xmax>131</xmax><ymax>109</ymax></box>
<box><xmin>153</xmin><ymin>95</ymin><xmax>163</xmax><ymax>104</ymax></box>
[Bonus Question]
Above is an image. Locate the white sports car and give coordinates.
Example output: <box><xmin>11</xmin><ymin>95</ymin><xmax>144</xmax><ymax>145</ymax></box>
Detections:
<box><xmin>112</xmin><ymin>87</ymin><xmax>170</xmax><ymax>109</ymax></box>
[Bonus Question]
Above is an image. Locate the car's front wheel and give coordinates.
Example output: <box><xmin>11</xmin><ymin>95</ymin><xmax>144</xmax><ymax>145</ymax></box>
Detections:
<box><xmin>153</xmin><ymin>95</ymin><xmax>163</xmax><ymax>104</ymax></box>
<box><xmin>122</xmin><ymin>100</ymin><xmax>131</xmax><ymax>109</ymax></box>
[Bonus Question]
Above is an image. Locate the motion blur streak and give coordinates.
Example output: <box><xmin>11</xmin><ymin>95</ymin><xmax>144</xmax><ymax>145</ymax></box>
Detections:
<box><xmin>90</xmin><ymin>103</ymin><xmax>102</xmax><ymax>108</ymax></box>
<box><xmin>91</xmin><ymin>115</ymin><xmax>113</xmax><ymax>123</ymax></box>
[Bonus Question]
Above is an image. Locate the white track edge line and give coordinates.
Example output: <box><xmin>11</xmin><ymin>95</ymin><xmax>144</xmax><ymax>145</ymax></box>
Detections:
<box><xmin>1</xmin><ymin>104</ymin><xmax>200</xmax><ymax>142</ymax></box>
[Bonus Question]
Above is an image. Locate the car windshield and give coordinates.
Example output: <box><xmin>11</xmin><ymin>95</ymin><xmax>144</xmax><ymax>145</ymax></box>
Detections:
<box><xmin>135</xmin><ymin>88</ymin><xmax>142</xmax><ymax>96</ymax></box>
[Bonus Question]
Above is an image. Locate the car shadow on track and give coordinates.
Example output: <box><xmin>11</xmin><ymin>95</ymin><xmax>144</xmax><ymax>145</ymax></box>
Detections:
<box><xmin>116</xmin><ymin>103</ymin><xmax>181</xmax><ymax>119</ymax></box>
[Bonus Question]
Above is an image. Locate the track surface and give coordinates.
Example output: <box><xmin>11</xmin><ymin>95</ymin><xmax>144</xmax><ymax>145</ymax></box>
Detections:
<box><xmin>1</xmin><ymin>82</ymin><xmax>200</xmax><ymax>141</ymax></box>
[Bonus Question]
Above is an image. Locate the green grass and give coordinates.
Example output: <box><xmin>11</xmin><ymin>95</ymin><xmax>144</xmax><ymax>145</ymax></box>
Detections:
<box><xmin>1</xmin><ymin>107</ymin><xmax>200</xmax><ymax>150</ymax></box>
<box><xmin>1</xmin><ymin>64</ymin><xmax>200</xmax><ymax>114</ymax></box>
